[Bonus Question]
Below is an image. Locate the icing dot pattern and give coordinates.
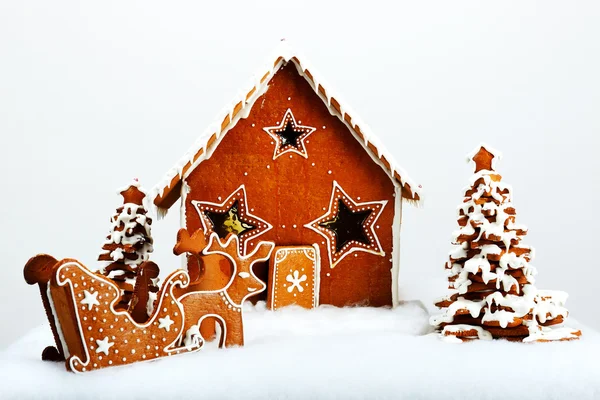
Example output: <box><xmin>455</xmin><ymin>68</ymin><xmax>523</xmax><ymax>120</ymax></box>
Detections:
<box><xmin>52</xmin><ymin>262</ymin><xmax>199</xmax><ymax>373</ymax></box>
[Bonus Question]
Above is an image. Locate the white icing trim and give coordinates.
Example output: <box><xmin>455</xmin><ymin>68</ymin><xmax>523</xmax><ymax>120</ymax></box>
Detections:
<box><xmin>268</xmin><ymin>246</ymin><xmax>320</xmax><ymax>309</ymax></box>
<box><xmin>180</xmin><ymin>180</ymin><xmax>190</xmax><ymax>271</ymax></box>
<box><xmin>262</xmin><ymin>108</ymin><xmax>317</xmax><ymax>159</ymax></box>
<box><xmin>178</xmin><ymin>233</ymin><xmax>273</xmax><ymax>307</ymax></box>
<box><xmin>54</xmin><ymin>261</ymin><xmax>196</xmax><ymax>373</ymax></box>
<box><xmin>391</xmin><ymin>185</ymin><xmax>402</xmax><ymax>306</ymax></box>
<box><xmin>150</xmin><ymin>41</ymin><xmax>422</xmax><ymax>213</ymax></box>
<box><xmin>304</xmin><ymin>181</ymin><xmax>387</xmax><ymax>269</ymax></box>
<box><xmin>312</xmin><ymin>244</ymin><xmax>321</xmax><ymax>307</ymax></box>
<box><xmin>191</xmin><ymin>184</ymin><xmax>273</xmax><ymax>256</ymax></box>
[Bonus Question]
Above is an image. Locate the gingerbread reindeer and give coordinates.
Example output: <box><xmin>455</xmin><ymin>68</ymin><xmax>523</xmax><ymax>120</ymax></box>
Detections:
<box><xmin>176</xmin><ymin>231</ymin><xmax>274</xmax><ymax>348</ymax></box>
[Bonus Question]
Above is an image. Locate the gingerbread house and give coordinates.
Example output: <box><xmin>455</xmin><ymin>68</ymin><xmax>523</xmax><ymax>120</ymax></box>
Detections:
<box><xmin>151</xmin><ymin>42</ymin><xmax>422</xmax><ymax>308</ymax></box>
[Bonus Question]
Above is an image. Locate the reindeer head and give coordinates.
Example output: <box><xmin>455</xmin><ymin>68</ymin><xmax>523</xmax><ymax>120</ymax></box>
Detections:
<box><xmin>202</xmin><ymin>233</ymin><xmax>274</xmax><ymax>306</ymax></box>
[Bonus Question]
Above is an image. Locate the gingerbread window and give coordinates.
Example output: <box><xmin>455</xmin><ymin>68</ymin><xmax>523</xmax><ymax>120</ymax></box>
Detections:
<box><xmin>305</xmin><ymin>181</ymin><xmax>387</xmax><ymax>268</ymax></box>
<box><xmin>262</xmin><ymin>108</ymin><xmax>316</xmax><ymax>159</ymax></box>
<box><xmin>191</xmin><ymin>185</ymin><xmax>272</xmax><ymax>255</ymax></box>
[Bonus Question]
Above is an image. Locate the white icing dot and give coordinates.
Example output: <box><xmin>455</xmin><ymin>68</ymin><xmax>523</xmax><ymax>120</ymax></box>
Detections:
<box><xmin>244</xmin><ymin>172</ymin><xmax>248</xmax><ymax>176</ymax></box>
<box><xmin>124</xmin><ymin>339</ymin><xmax>128</xmax><ymax>344</ymax></box>
<box><xmin>322</xmin><ymin>126</ymin><xmax>326</xmax><ymax>129</ymax></box>
<box><xmin>267</xmin><ymin>165</ymin><xmax>270</xmax><ymax>169</ymax></box>
<box><xmin>88</xmin><ymin>326</ymin><xmax>92</xmax><ymax>331</ymax></box>
<box><xmin>131</xmin><ymin>349</ymin><xmax>136</xmax><ymax>354</ymax></box>
<box><xmin>115</xmin><ymin>349</ymin><xmax>119</xmax><ymax>354</ymax></box>
<box><xmin>109</xmin><ymin>360</ymin><xmax>113</xmax><ymax>365</ymax></box>
<box><xmin>328</xmin><ymin>170</ymin><xmax>332</xmax><ymax>174</ymax></box>
<box><xmin>287</xmin><ymin>97</ymin><xmax>291</xmax><ymax>100</ymax></box>
<box><xmin>122</xmin><ymin>357</ymin><xmax>126</xmax><ymax>362</ymax></box>
<box><xmin>142</xmin><ymin>355</ymin><xmax>146</xmax><ymax>359</ymax></box>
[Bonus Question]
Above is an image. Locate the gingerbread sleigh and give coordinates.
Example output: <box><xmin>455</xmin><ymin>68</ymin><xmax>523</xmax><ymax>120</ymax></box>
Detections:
<box><xmin>24</xmin><ymin>44</ymin><xmax>581</xmax><ymax>373</ymax></box>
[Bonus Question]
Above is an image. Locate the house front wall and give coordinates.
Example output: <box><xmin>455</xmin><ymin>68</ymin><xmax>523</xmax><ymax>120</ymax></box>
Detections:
<box><xmin>183</xmin><ymin>63</ymin><xmax>397</xmax><ymax>307</ymax></box>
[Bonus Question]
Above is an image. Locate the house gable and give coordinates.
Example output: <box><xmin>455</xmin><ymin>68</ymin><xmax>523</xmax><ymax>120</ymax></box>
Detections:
<box><xmin>151</xmin><ymin>46</ymin><xmax>421</xmax><ymax>215</ymax></box>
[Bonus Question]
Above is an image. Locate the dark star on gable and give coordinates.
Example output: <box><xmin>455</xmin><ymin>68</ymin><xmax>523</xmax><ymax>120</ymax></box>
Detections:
<box><xmin>263</xmin><ymin>108</ymin><xmax>316</xmax><ymax>159</ymax></box>
<box><xmin>278</xmin><ymin>120</ymin><xmax>303</xmax><ymax>148</ymax></box>
<box><xmin>319</xmin><ymin>201</ymin><xmax>372</xmax><ymax>252</ymax></box>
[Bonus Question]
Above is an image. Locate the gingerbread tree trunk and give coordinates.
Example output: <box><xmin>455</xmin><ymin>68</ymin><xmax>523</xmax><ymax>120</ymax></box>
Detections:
<box><xmin>431</xmin><ymin>145</ymin><xmax>581</xmax><ymax>342</ymax></box>
<box><xmin>99</xmin><ymin>180</ymin><xmax>157</xmax><ymax>319</ymax></box>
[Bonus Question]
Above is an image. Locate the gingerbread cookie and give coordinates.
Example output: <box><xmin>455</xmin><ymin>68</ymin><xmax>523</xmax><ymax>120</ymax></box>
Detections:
<box><xmin>98</xmin><ymin>180</ymin><xmax>157</xmax><ymax>321</ymax></box>
<box><xmin>267</xmin><ymin>245</ymin><xmax>320</xmax><ymax>310</ymax></box>
<box><xmin>430</xmin><ymin>145</ymin><xmax>581</xmax><ymax>342</ymax></box>
<box><xmin>178</xmin><ymin>232</ymin><xmax>274</xmax><ymax>348</ymax></box>
<box><xmin>25</xmin><ymin>255</ymin><xmax>200</xmax><ymax>373</ymax></box>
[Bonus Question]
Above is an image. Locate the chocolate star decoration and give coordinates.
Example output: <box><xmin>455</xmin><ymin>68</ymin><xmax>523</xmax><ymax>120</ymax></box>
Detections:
<box><xmin>305</xmin><ymin>181</ymin><xmax>387</xmax><ymax>268</ymax></box>
<box><xmin>263</xmin><ymin>108</ymin><xmax>316</xmax><ymax>159</ymax></box>
<box><xmin>192</xmin><ymin>185</ymin><xmax>272</xmax><ymax>255</ymax></box>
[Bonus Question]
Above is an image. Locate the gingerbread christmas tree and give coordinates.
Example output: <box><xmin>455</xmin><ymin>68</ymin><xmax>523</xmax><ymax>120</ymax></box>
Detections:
<box><xmin>99</xmin><ymin>180</ymin><xmax>158</xmax><ymax>320</ymax></box>
<box><xmin>430</xmin><ymin>145</ymin><xmax>581</xmax><ymax>342</ymax></box>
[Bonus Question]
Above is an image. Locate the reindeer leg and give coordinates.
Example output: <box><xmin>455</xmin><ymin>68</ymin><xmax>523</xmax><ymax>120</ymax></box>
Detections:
<box><xmin>223</xmin><ymin>312</ymin><xmax>244</xmax><ymax>348</ymax></box>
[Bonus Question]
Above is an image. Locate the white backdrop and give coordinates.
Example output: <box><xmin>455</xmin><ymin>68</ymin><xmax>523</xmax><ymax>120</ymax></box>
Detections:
<box><xmin>1</xmin><ymin>1</ymin><xmax>598</xmax><ymax>348</ymax></box>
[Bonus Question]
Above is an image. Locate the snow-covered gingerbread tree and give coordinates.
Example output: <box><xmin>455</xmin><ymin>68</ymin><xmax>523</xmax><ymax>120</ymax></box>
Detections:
<box><xmin>98</xmin><ymin>180</ymin><xmax>158</xmax><ymax>321</ymax></box>
<box><xmin>431</xmin><ymin>145</ymin><xmax>581</xmax><ymax>342</ymax></box>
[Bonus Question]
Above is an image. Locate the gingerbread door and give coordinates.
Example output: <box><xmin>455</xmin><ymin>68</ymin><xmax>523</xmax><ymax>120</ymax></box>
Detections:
<box><xmin>267</xmin><ymin>245</ymin><xmax>320</xmax><ymax>310</ymax></box>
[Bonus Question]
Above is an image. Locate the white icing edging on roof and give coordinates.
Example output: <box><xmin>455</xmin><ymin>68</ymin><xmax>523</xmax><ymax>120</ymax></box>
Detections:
<box><xmin>150</xmin><ymin>41</ymin><xmax>422</xmax><ymax>212</ymax></box>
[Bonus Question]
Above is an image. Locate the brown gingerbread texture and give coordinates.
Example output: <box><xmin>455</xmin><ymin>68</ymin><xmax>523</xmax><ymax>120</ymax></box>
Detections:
<box><xmin>178</xmin><ymin>232</ymin><xmax>274</xmax><ymax>348</ymax></box>
<box><xmin>98</xmin><ymin>180</ymin><xmax>158</xmax><ymax>321</ymax></box>
<box><xmin>172</xmin><ymin>228</ymin><xmax>233</xmax><ymax>340</ymax></box>
<box><xmin>24</xmin><ymin>227</ymin><xmax>275</xmax><ymax>372</ymax></box>
<box><xmin>151</xmin><ymin>44</ymin><xmax>424</xmax><ymax>309</ymax></box>
<box><xmin>24</xmin><ymin>255</ymin><xmax>202</xmax><ymax>372</ymax></box>
<box><xmin>430</xmin><ymin>144</ymin><xmax>581</xmax><ymax>342</ymax></box>
<box><xmin>267</xmin><ymin>245</ymin><xmax>320</xmax><ymax>310</ymax></box>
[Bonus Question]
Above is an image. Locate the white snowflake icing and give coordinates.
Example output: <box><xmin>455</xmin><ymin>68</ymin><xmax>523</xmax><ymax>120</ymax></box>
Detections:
<box><xmin>286</xmin><ymin>270</ymin><xmax>307</xmax><ymax>293</ymax></box>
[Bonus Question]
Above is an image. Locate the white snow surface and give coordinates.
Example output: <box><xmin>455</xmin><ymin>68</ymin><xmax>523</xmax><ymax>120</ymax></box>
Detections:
<box><xmin>1</xmin><ymin>302</ymin><xmax>599</xmax><ymax>400</ymax></box>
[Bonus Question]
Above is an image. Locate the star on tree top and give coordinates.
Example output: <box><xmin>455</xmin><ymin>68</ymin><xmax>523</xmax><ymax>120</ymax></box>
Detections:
<box><xmin>467</xmin><ymin>144</ymin><xmax>502</xmax><ymax>173</ymax></box>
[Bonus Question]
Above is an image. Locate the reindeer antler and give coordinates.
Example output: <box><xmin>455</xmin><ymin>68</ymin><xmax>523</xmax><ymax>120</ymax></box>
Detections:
<box><xmin>173</xmin><ymin>228</ymin><xmax>208</xmax><ymax>256</ymax></box>
<box><xmin>251</xmin><ymin>241</ymin><xmax>275</xmax><ymax>262</ymax></box>
<box><xmin>203</xmin><ymin>233</ymin><xmax>240</xmax><ymax>258</ymax></box>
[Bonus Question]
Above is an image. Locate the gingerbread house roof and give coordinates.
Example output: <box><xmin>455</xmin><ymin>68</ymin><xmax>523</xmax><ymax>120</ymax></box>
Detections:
<box><xmin>151</xmin><ymin>41</ymin><xmax>422</xmax><ymax>215</ymax></box>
